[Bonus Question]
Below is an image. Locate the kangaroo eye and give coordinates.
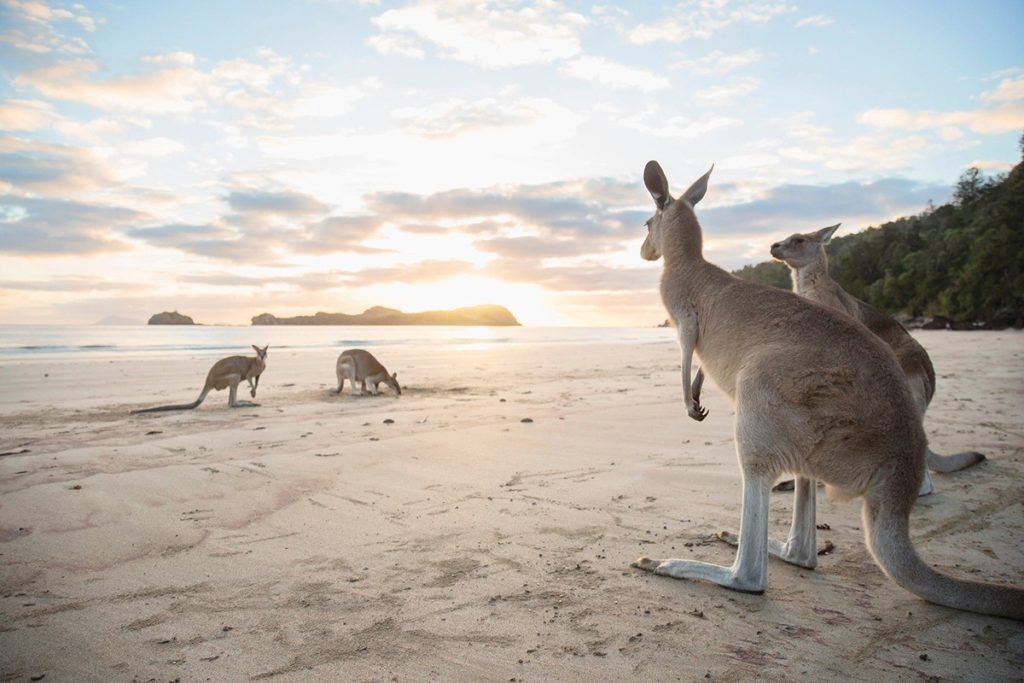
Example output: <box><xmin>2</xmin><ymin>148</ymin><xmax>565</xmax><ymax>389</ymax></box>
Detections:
<box><xmin>794</xmin><ymin>237</ymin><xmax>805</xmax><ymax>243</ymax></box>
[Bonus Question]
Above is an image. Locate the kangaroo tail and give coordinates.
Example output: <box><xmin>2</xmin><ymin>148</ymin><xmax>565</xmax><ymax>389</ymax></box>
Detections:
<box><xmin>130</xmin><ymin>390</ymin><xmax>207</xmax><ymax>414</ymax></box>
<box><xmin>926</xmin><ymin>448</ymin><xmax>986</xmax><ymax>473</ymax></box>
<box><xmin>862</xmin><ymin>494</ymin><xmax>1024</xmax><ymax>620</ymax></box>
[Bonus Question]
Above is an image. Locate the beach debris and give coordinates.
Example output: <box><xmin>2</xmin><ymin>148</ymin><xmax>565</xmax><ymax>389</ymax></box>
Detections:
<box><xmin>521</xmin><ymin>418</ymin><xmax>534</xmax><ymax>423</ymax></box>
<box><xmin>68</xmin><ymin>484</ymin><xmax>81</xmax><ymax>490</ymax></box>
<box><xmin>383</xmin><ymin>418</ymin><xmax>395</xmax><ymax>424</ymax></box>
<box><xmin>772</xmin><ymin>480</ymin><xmax>795</xmax><ymax>492</ymax></box>
<box><xmin>816</xmin><ymin>523</ymin><xmax>831</xmax><ymax>530</ymax></box>
<box><xmin>145</xmin><ymin>430</ymin><xmax>163</xmax><ymax>435</ymax></box>
<box><xmin>0</xmin><ymin>448</ymin><xmax>31</xmax><ymax>457</ymax></box>
<box><xmin>817</xmin><ymin>541</ymin><xmax>836</xmax><ymax>556</ymax></box>
<box><xmin>314</xmin><ymin>452</ymin><xmax>339</xmax><ymax>458</ymax></box>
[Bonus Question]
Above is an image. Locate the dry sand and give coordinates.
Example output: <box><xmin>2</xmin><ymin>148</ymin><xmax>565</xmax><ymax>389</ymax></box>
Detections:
<box><xmin>1</xmin><ymin>331</ymin><xmax>1022</xmax><ymax>682</ymax></box>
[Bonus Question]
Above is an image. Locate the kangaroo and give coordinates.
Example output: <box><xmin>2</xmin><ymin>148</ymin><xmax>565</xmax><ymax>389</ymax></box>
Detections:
<box><xmin>770</xmin><ymin>224</ymin><xmax>985</xmax><ymax>495</ymax></box>
<box><xmin>131</xmin><ymin>345</ymin><xmax>268</xmax><ymax>413</ymax></box>
<box><xmin>334</xmin><ymin>349</ymin><xmax>401</xmax><ymax>396</ymax></box>
<box><xmin>632</xmin><ymin>160</ymin><xmax>1023</xmax><ymax>619</ymax></box>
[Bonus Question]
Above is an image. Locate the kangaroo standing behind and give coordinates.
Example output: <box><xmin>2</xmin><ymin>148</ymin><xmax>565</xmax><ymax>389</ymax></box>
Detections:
<box><xmin>131</xmin><ymin>345</ymin><xmax>268</xmax><ymax>413</ymax></box>
<box><xmin>632</xmin><ymin>160</ymin><xmax>1022</xmax><ymax>619</ymax></box>
<box><xmin>770</xmin><ymin>224</ymin><xmax>985</xmax><ymax>495</ymax></box>
<box><xmin>335</xmin><ymin>349</ymin><xmax>401</xmax><ymax>396</ymax></box>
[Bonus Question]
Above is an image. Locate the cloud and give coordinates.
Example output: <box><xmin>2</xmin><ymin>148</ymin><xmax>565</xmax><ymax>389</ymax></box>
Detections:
<box><xmin>0</xmin><ymin>98</ymin><xmax>58</xmax><ymax>130</ymax></box>
<box><xmin>795</xmin><ymin>15</ymin><xmax>834</xmax><ymax>28</ymax></box>
<box><xmin>769</xmin><ymin>112</ymin><xmax>934</xmax><ymax>173</ymax></box>
<box><xmin>392</xmin><ymin>97</ymin><xmax>545</xmax><ymax>138</ymax></box>
<box><xmin>672</xmin><ymin>48</ymin><xmax>762</xmax><ymax>75</ymax></box>
<box><xmin>858</xmin><ymin>103</ymin><xmax>1024</xmax><ymax>136</ymax></box>
<box><xmin>369</xmin><ymin>0</ymin><xmax>587</xmax><ymax>68</ymax></box>
<box><xmin>12</xmin><ymin>47</ymin><xmax>364</xmax><ymax>129</ymax></box>
<box><xmin>621</xmin><ymin>110</ymin><xmax>742</xmax><ymax>138</ymax></box>
<box><xmin>0</xmin><ymin>135</ymin><xmax>118</xmax><ymax>194</ymax></box>
<box><xmin>366</xmin><ymin>33</ymin><xmax>426</xmax><ymax>59</ymax></box>
<box><xmin>473</xmin><ymin>235</ymin><xmax>599</xmax><ymax>259</ymax></box>
<box><xmin>693</xmin><ymin>76</ymin><xmax>759</xmax><ymax>105</ymax></box>
<box><xmin>560</xmin><ymin>55</ymin><xmax>669</xmax><ymax>91</ymax></box>
<box><xmin>0</xmin><ymin>195</ymin><xmax>148</xmax><ymax>255</ymax></box>
<box><xmin>126</xmin><ymin>186</ymin><xmax>388</xmax><ymax>261</ymax></box>
<box><xmin>355</xmin><ymin>259</ymin><xmax>477</xmax><ymax>283</ymax></box>
<box><xmin>14</xmin><ymin>57</ymin><xmax>210</xmax><ymax>114</ymax></box>
<box><xmin>121</xmin><ymin>137</ymin><xmax>186</xmax><ymax>157</ymax></box>
<box><xmin>627</xmin><ymin>1</ymin><xmax>793</xmax><ymax>45</ymax></box>
<box><xmin>981</xmin><ymin>74</ymin><xmax>1024</xmax><ymax>103</ymax></box>
<box><xmin>697</xmin><ymin>177</ymin><xmax>949</xmax><ymax>237</ymax></box>
<box><xmin>859</xmin><ymin>76</ymin><xmax>1024</xmax><ymax>137</ymax></box>
<box><xmin>0</xmin><ymin>0</ymin><xmax>99</xmax><ymax>56</ymax></box>
<box><xmin>225</xmin><ymin>188</ymin><xmax>329</xmax><ymax>217</ymax></box>
<box><xmin>486</xmin><ymin>260</ymin><xmax>658</xmax><ymax>292</ymax></box>
<box><xmin>0</xmin><ymin>276</ymin><xmax>140</xmax><ymax>292</ymax></box>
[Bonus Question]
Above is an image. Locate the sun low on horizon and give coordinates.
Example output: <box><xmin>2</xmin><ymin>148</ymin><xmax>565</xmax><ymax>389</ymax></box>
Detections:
<box><xmin>1</xmin><ymin>0</ymin><xmax>1022</xmax><ymax>327</ymax></box>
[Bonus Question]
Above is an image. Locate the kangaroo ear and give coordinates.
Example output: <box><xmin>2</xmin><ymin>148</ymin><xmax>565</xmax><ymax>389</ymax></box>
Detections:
<box><xmin>392</xmin><ymin>372</ymin><xmax>398</xmax><ymax>379</ymax></box>
<box><xmin>682</xmin><ymin>164</ymin><xmax>714</xmax><ymax>206</ymax></box>
<box><xmin>644</xmin><ymin>160</ymin><xmax>671</xmax><ymax>210</ymax></box>
<box><xmin>813</xmin><ymin>223</ymin><xmax>841</xmax><ymax>244</ymax></box>
<box><xmin>252</xmin><ymin>345</ymin><xmax>260</xmax><ymax>354</ymax></box>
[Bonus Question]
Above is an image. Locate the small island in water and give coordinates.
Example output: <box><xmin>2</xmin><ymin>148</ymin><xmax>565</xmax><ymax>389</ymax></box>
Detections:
<box><xmin>252</xmin><ymin>304</ymin><xmax>520</xmax><ymax>326</ymax></box>
<box><xmin>148</xmin><ymin>311</ymin><xmax>195</xmax><ymax>325</ymax></box>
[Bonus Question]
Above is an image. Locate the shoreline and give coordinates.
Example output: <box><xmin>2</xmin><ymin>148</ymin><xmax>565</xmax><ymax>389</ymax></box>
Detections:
<box><xmin>1</xmin><ymin>331</ymin><xmax>1022</xmax><ymax>681</ymax></box>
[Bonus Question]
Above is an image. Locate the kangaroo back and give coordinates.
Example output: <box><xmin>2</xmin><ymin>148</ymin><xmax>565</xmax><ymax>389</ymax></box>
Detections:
<box><xmin>339</xmin><ymin>349</ymin><xmax>387</xmax><ymax>378</ymax></box>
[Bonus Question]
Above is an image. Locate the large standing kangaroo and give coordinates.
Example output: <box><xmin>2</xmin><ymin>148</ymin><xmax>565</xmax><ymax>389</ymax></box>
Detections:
<box><xmin>770</xmin><ymin>224</ymin><xmax>985</xmax><ymax>495</ymax></box>
<box><xmin>131</xmin><ymin>345</ymin><xmax>268</xmax><ymax>413</ymax></box>
<box><xmin>632</xmin><ymin>161</ymin><xmax>1022</xmax><ymax>619</ymax></box>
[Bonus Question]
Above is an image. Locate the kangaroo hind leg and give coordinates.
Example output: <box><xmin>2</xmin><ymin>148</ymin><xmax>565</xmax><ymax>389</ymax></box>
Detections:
<box><xmin>228</xmin><ymin>375</ymin><xmax>259</xmax><ymax>408</ymax></box>
<box><xmin>635</xmin><ymin>466</ymin><xmax>772</xmax><ymax>593</ymax></box>
<box><xmin>718</xmin><ymin>475</ymin><xmax>817</xmax><ymax>569</ymax></box>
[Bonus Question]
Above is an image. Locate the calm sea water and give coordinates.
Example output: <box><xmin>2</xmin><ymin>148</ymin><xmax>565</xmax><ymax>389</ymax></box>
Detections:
<box><xmin>0</xmin><ymin>325</ymin><xmax>675</xmax><ymax>360</ymax></box>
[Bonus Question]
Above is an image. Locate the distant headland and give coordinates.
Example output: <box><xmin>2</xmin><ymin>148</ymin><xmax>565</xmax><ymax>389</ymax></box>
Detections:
<box><xmin>147</xmin><ymin>311</ymin><xmax>196</xmax><ymax>325</ymax></box>
<box><xmin>251</xmin><ymin>304</ymin><xmax>520</xmax><ymax>326</ymax></box>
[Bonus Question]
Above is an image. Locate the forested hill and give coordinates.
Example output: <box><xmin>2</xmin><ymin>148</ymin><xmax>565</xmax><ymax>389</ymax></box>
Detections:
<box><xmin>733</xmin><ymin>159</ymin><xmax>1024</xmax><ymax>326</ymax></box>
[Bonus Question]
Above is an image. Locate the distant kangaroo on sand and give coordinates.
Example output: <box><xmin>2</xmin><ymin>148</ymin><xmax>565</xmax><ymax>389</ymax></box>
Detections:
<box><xmin>131</xmin><ymin>345</ymin><xmax>268</xmax><ymax>413</ymax></box>
<box><xmin>335</xmin><ymin>349</ymin><xmax>401</xmax><ymax>396</ymax></box>
<box><xmin>770</xmin><ymin>223</ymin><xmax>985</xmax><ymax>495</ymax></box>
<box><xmin>632</xmin><ymin>160</ymin><xmax>1023</xmax><ymax>619</ymax></box>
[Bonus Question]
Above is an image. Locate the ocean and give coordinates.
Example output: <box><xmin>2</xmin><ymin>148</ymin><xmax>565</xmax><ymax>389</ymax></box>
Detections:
<box><xmin>0</xmin><ymin>325</ymin><xmax>676</xmax><ymax>361</ymax></box>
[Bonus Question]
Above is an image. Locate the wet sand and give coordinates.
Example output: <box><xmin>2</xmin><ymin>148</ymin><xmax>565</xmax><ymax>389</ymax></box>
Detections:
<box><xmin>1</xmin><ymin>331</ymin><xmax>1022</xmax><ymax>681</ymax></box>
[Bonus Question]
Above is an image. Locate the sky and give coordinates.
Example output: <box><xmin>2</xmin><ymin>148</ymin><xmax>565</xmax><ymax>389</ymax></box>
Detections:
<box><xmin>1</xmin><ymin>0</ymin><xmax>1022</xmax><ymax>326</ymax></box>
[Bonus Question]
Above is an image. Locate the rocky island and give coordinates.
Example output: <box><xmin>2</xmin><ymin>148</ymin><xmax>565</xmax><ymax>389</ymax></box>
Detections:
<box><xmin>147</xmin><ymin>311</ymin><xmax>195</xmax><ymax>325</ymax></box>
<box><xmin>252</xmin><ymin>304</ymin><xmax>519</xmax><ymax>326</ymax></box>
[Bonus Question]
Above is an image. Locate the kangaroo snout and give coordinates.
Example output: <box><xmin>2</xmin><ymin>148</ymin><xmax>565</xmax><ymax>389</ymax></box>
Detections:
<box><xmin>770</xmin><ymin>243</ymin><xmax>784</xmax><ymax>258</ymax></box>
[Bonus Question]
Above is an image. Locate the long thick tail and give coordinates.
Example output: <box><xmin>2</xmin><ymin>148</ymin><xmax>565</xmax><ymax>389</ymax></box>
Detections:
<box><xmin>862</xmin><ymin>496</ymin><xmax>1024</xmax><ymax>620</ymax></box>
<box><xmin>926</xmin><ymin>448</ymin><xmax>986</xmax><ymax>473</ymax></box>
<box><xmin>130</xmin><ymin>390</ymin><xmax>207</xmax><ymax>414</ymax></box>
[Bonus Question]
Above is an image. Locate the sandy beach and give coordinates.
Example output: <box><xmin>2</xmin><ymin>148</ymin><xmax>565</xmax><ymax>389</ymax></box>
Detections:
<box><xmin>1</xmin><ymin>330</ymin><xmax>1022</xmax><ymax>682</ymax></box>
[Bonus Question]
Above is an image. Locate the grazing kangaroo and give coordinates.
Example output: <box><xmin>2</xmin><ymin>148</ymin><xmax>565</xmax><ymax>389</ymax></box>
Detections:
<box><xmin>770</xmin><ymin>224</ymin><xmax>985</xmax><ymax>495</ymax></box>
<box><xmin>335</xmin><ymin>349</ymin><xmax>401</xmax><ymax>396</ymax></box>
<box><xmin>131</xmin><ymin>345</ymin><xmax>268</xmax><ymax>413</ymax></box>
<box><xmin>632</xmin><ymin>160</ymin><xmax>1023</xmax><ymax>619</ymax></box>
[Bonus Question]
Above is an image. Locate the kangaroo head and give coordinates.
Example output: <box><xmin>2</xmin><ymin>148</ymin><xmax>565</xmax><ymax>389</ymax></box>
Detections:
<box><xmin>641</xmin><ymin>161</ymin><xmax>713</xmax><ymax>261</ymax></box>
<box><xmin>770</xmin><ymin>223</ymin><xmax>840</xmax><ymax>269</ymax></box>
<box><xmin>386</xmin><ymin>371</ymin><xmax>402</xmax><ymax>396</ymax></box>
<box><xmin>252</xmin><ymin>344</ymin><xmax>269</xmax><ymax>360</ymax></box>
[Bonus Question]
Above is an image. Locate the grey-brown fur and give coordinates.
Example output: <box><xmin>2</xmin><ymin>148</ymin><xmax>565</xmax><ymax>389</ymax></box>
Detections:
<box><xmin>632</xmin><ymin>160</ymin><xmax>1022</xmax><ymax>620</ymax></box>
<box><xmin>771</xmin><ymin>224</ymin><xmax>985</xmax><ymax>494</ymax></box>
<box><xmin>131</xmin><ymin>345</ymin><xmax>268</xmax><ymax>413</ymax></box>
<box><xmin>335</xmin><ymin>349</ymin><xmax>401</xmax><ymax>396</ymax></box>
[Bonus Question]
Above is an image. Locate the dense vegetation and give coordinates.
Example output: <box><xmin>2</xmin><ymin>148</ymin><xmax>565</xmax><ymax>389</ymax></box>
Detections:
<box><xmin>733</xmin><ymin>153</ymin><xmax>1024</xmax><ymax>324</ymax></box>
